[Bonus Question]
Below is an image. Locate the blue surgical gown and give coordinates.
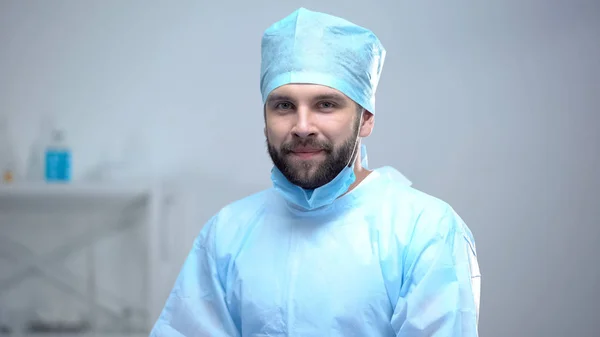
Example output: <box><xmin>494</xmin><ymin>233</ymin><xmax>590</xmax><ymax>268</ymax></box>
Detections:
<box><xmin>150</xmin><ymin>166</ymin><xmax>481</xmax><ymax>336</ymax></box>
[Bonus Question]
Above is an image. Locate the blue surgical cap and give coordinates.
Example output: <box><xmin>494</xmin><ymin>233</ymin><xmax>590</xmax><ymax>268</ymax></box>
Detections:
<box><xmin>260</xmin><ymin>8</ymin><xmax>386</xmax><ymax>113</ymax></box>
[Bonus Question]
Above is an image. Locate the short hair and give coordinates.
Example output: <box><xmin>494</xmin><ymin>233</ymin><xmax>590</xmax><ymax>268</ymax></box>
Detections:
<box><xmin>356</xmin><ymin>104</ymin><xmax>365</xmax><ymax>116</ymax></box>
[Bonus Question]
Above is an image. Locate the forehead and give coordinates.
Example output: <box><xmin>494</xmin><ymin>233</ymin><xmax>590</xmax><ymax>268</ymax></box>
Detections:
<box><xmin>266</xmin><ymin>84</ymin><xmax>353</xmax><ymax>103</ymax></box>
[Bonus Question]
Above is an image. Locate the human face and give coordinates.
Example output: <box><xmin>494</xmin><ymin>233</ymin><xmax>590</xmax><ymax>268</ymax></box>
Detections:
<box><xmin>264</xmin><ymin>84</ymin><xmax>364</xmax><ymax>190</ymax></box>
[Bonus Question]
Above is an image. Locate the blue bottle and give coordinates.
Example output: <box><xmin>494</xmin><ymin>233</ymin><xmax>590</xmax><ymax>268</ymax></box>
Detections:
<box><xmin>45</xmin><ymin>129</ymin><xmax>71</xmax><ymax>182</ymax></box>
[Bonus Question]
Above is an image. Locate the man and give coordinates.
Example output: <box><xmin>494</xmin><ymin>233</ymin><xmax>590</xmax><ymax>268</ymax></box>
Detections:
<box><xmin>150</xmin><ymin>7</ymin><xmax>481</xmax><ymax>337</ymax></box>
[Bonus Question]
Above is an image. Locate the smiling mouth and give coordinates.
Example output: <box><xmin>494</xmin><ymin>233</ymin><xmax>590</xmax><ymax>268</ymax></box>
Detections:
<box><xmin>290</xmin><ymin>150</ymin><xmax>324</xmax><ymax>159</ymax></box>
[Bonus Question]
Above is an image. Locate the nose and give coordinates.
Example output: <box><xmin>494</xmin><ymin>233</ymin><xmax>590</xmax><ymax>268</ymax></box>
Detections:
<box><xmin>291</xmin><ymin>107</ymin><xmax>317</xmax><ymax>138</ymax></box>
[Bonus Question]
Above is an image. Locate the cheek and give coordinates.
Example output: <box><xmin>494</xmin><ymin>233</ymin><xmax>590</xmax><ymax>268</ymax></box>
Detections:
<box><xmin>320</xmin><ymin>123</ymin><xmax>355</xmax><ymax>145</ymax></box>
<box><xmin>266</xmin><ymin>116</ymin><xmax>295</xmax><ymax>140</ymax></box>
<box><xmin>317</xmin><ymin>113</ymin><xmax>355</xmax><ymax>135</ymax></box>
<box><xmin>265</xmin><ymin>125</ymin><xmax>285</xmax><ymax>145</ymax></box>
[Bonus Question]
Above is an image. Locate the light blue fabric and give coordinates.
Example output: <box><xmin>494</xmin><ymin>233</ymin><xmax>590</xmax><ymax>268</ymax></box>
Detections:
<box><xmin>149</xmin><ymin>165</ymin><xmax>480</xmax><ymax>336</ymax></box>
<box><xmin>271</xmin><ymin>143</ymin><xmax>371</xmax><ymax>211</ymax></box>
<box><xmin>270</xmin><ymin>160</ymin><xmax>356</xmax><ymax>211</ymax></box>
<box><xmin>260</xmin><ymin>7</ymin><xmax>386</xmax><ymax>113</ymax></box>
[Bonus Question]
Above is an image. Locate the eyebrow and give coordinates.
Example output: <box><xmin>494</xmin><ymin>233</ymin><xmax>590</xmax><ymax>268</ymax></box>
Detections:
<box><xmin>266</xmin><ymin>93</ymin><xmax>347</xmax><ymax>104</ymax></box>
<box><xmin>266</xmin><ymin>94</ymin><xmax>295</xmax><ymax>104</ymax></box>
<box><xmin>312</xmin><ymin>93</ymin><xmax>347</xmax><ymax>102</ymax></box>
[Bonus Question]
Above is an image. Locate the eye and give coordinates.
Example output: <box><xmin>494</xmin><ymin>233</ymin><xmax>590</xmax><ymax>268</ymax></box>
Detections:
<box><xmin>275</xmin><ymin>102</ymin><xmax>294</xmax><ymax>110</ymax></box>
<box><xmin>317</xmin><ymin>101</ymin><xmax>336</xmax><ymax>110</ymax></box>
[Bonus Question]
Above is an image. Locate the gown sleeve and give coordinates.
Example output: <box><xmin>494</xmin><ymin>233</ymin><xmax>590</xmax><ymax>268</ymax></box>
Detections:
<box><xmin>149</xmin><ymin>215</ymin><xmax>240</xmax><ymax>337</ymax></box>
<box><xmin>391</xmin><ymin>206</ymin><xmax>481</xmax><ymax>336</ymax></box>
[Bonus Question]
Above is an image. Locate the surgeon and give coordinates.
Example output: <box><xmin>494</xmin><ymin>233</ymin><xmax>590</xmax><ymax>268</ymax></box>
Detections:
<box><xmin>150</xmin><ymin>7</ymin><xmax>481</xmax><ymax>337</ymax></box>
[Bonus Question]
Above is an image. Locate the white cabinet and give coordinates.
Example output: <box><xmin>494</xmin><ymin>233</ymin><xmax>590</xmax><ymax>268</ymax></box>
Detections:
<box><xmin>0</xmin><ymin>182</ymin><xmax>171</xmax><ymax>336</ymax></box>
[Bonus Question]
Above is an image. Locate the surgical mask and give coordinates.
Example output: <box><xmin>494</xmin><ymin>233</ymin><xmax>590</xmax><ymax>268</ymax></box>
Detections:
<box><xmin>271</xmin><ymin>143</ymin><xmax>368</xmax><ymax>211</ymax></box>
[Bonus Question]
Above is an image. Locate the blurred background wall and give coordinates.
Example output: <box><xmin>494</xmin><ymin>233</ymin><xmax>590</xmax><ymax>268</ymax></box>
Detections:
<box><xmin>0</xmin><ymin>0</ymin><xmax>598</xmax><ymax>336</ymax></box>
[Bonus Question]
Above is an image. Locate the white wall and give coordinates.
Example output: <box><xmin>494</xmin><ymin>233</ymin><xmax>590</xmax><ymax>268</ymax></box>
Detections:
<box><xmin>1</xmin><ymin>1</ymin><xmax>599</xmax><ymax>336</ymax></box>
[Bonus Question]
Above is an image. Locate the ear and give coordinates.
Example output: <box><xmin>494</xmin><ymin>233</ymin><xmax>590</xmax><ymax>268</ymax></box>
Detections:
<box><xmin>359</xmin><ymin>111</ymin><xmax>375</xmax><ymax>137</ymax></box>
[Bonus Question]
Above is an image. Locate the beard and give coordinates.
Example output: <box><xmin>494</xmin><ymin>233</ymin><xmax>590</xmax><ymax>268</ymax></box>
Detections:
<box><xmin>267</xmin><ymin>117</ymin><xmax>360</xmax><ymax>190</ymax></box>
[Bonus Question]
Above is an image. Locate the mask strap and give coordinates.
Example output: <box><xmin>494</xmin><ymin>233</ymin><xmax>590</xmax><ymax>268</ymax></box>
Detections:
<box><xmin>346</xmin><ymin>110</ymin><xmax>364</xmax><ymax>168</ymax></box>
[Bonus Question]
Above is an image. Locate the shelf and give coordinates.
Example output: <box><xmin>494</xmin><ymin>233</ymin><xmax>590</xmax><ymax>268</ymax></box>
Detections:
<box><xmin>0</xmin><ymin>182</ymin><xmax>152</xmax><ymax>213</ymax></box>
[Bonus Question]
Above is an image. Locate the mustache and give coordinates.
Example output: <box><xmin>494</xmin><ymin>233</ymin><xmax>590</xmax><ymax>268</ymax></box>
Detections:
<box><xmin>280</xmin><ymin>138</ymin><xmax>333</xmax><ymax>154</ymax></box>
